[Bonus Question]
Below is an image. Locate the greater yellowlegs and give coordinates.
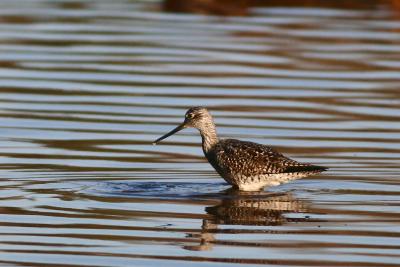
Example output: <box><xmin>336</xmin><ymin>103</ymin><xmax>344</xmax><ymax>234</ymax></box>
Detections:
<box><xmin>153</xmin><ymin>107</ymin><xmax>327</xmax><ymax>191</ymax></box>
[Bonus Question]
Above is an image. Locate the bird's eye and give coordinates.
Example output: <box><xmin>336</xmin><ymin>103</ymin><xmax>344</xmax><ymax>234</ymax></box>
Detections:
<box><xmin>186</xmin><ymin>113</ymin><xmax>194</xmax><ymax>119</ymax></box>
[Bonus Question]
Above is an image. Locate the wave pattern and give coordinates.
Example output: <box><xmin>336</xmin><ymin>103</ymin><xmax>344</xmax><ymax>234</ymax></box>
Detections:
<box><xmin>0</xmin><ymin>0</ymin><xmax>400</xmax><ymax>266</ymax></box>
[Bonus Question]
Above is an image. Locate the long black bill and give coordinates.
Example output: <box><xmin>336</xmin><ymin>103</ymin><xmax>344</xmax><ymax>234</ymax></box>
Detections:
<box><xmin>153</xmin><ymin>123</ymin><xmax>186</xmax><ymax>145</ymax></box>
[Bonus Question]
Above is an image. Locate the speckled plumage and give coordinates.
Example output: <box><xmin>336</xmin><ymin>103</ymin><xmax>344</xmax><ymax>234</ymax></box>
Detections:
<box><xmin>208</xmin><ymin>139</ymin><xmax>326</xmax><ymax>190</ymax></box>
<box><xmin>154</xmin><ymin>107</ymin><xmax>327</xmax><ymax>191</ymax></box>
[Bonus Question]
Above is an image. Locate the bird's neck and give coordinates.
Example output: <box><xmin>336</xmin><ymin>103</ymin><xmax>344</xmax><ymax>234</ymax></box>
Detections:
<box><xmin>199</xmin><ymin>123</ymin><xmax>218</xmax><ymax>153</ymax></box>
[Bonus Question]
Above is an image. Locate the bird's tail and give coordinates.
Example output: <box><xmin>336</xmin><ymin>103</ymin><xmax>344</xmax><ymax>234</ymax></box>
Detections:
<box><xmin>284</xmin><ymin>164</ymin><xmax>328</xmax><ymax>173</ymax></box>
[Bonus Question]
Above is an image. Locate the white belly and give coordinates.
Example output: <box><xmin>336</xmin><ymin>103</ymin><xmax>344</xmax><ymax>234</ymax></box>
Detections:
<box><xmin>230</xmin><ymin>172</ymin><xmax>316</xmax><ymax>191</ymax></box>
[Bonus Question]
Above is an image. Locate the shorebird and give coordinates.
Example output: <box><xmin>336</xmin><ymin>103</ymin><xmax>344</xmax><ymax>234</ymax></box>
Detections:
<box><xmin>153</xmin><ymin>107</ymin><xmax>327</xmax><ymax>191</ymax></box>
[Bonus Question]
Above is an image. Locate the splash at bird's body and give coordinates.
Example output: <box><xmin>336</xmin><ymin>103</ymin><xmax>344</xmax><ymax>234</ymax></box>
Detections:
<box><xmin>153</xmin><ymin>107</ymin><xmax>327</xmax><ymax>191</ymax></box>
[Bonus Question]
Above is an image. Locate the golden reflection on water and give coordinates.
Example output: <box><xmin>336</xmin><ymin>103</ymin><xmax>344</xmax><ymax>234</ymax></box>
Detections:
<box><xmin>0</xmin><ymin>0</ymin><xmax>400</xmax><ymax>266</ymax></box>
<box><xmin>163</xmin><ymin>0</ymin><xmax>400</xmax><ymax>16</ymax></box>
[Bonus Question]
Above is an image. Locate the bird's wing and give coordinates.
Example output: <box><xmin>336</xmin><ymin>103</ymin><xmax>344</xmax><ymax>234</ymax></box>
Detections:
<box><xmin>214</xmin><ymin>139</ymin><xmax>311</xmax><ymax>177</ymax></box>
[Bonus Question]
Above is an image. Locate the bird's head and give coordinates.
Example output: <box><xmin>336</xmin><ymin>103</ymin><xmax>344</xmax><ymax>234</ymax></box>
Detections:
<box><xmin>153</xmin><ymin>106</ymin><xmax>213</xmax><ymax>144</ymax></box>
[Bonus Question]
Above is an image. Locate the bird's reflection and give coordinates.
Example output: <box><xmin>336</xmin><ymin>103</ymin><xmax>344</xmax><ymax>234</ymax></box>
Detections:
<box><xmin>206</xmin><ymin>189</ymin><xmax>308</xmax><ymax>226</ymax></box>
<box><xmin>184</xmin><ymin>189</ymin><xmax>309</xmax><ymax>251</ymax></box>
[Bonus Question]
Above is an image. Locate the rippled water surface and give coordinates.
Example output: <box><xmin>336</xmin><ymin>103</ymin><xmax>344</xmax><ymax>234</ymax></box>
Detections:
<box><xmin>1</xmin><ymin>0</ymin><xmax>400</xmax><ymax>266</ymax></box>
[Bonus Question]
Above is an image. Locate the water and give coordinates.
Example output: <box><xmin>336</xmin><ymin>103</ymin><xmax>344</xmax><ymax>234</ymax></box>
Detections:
<box><xmin>0</xmin><ymin>0</ymin><xmax>400</xmax><ymax>266</ymax></box>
